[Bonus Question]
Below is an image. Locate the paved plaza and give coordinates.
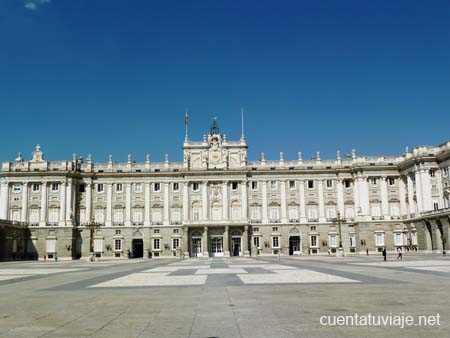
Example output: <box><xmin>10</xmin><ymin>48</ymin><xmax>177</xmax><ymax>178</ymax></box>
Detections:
<box><xmin>0</xmin><ymin>255</ymin><xmax>449</xmax><ymax>338</ymax></box>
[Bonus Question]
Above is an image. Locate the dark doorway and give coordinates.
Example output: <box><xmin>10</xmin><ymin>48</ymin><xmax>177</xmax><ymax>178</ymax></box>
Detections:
<box><xmin>289</xmin><ymin>236</ymin><xmax>301</xmax><ymax>255</ymax></box>
<box><xmin>132</xmin><ymin>239</ymin><xmax>144</xmax><ymax>258</ymax></box>
<box><xmin>231</xmin><ymin>237</ymin><xmax>241</xmax><ymax>256</ymax></box>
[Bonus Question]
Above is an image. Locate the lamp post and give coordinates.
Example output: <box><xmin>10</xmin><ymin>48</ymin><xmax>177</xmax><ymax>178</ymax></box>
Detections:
<box><xmin>87</xmin><ymin>216</ymin><xmax>101</xmax><ymax>259</ymax></box>
<box><xmin>332</xmin><ymin>212</ymin><xmax>346</xmax><ymax>256</ymax></box>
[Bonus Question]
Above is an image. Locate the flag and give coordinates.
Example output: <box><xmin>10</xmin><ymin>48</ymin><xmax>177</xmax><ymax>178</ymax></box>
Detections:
<box><xmin>184</xmin><ymin>112</ymin><xmax>189</xmax><ymax>125</ymax></box>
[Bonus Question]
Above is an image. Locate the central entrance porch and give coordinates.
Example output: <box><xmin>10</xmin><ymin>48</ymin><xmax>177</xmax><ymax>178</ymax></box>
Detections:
<box><xmin>188</xmin><ymin>225</ymin><xmax>250</xmax><ymax>258</ymax></box>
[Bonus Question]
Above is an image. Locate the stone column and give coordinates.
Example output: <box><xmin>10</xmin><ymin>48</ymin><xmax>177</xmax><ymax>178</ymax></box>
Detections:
<box><xmin>380</xmin><ymin>176</ymin><xmax>389</xmax><ymax>220</ymax></box>
<box><xmin>202</xmin><ymin>226</ymin><xmax>209</xmax><ymax>256</ymax></box>
<box><xmin>407</xmin><ymin>175</ymin><xmax>416</xmax><ymax>216</ymax></box>
<box><xmin>398</xmin><ymin>176</ymin><xmax>408</xmax><ymax>216</ymax></box>
<box><xmin>224</xmin><ymin>225</ymin><xmax>230</xmax><ymax>257</ymax></box>
<box><xmin>421</xmin><ymin>168</ymin><xmax>432</xmax><ymax>212</ymax></box>
<box><xmin>182</xmin><ymin>182</ymin><xmax>189</xmax><ymax>222</ymax></box>
<box><xmin>299</xmin><ymin>180</ymin><xmax>307</xmax><ymax>223</ymax></box>
<box><xmin>243</xmin><ymin>225</ymin><xmax>249</xmax><ymax>256</ymax></box>
<box><xmin>144</xmin><ymin>182</ymin><xmax>151</xmax><ymax>226</ymax></box>
<box><xmin>336</xmin><ymin>178</ymin><xmax>344</xmax><ymax>216</ymax></box>
<box><xmin>59</xmin><ymin>181</ymin><xmax>66</xmax><ymax>226</ymax></box>
<box><xmin>163</xmin><ymin>182</ymin><xmax>170</xmax><ymax>225</ymax></box>
<box><xmin>125</xmin><ymin>183</ymin><xmax>132</xmax><ymax>226</ymax></box>
<box><xmin>222</xmin><ymin>181</ymin><xmax>228</xmax><ymax>220</ymax></box>
<box><xmin>65</xmin><ymin>180</ymin><xmax>73</xmax><ymax>226</ymax></box>
<box><xmin>202</xmin><ymin>181</ymin><xmax>208</xmax><ymax>221</ymax></box>
<box><xmin>105</xmin><ymin>183</ymin><xmax>112</xmax><ymax>226</ymax></box>
<box><xmin>21</xmin><ymin>182</ymin><xmax>29</xmax><ymax>223</ymax></box>
<box><xmin>428</xmin><ymin>219</ymin><xmax>443</xmax><ymax>253</ymax></box>
<box><xmin>415</xmin><ymin>168</ymin><xmax>423</xmax><ymax>212</ymax></box>
<box><xmin>85</xmin><ymin>182</ymin><xmax>92</xmax><ymax>224</ymax></box>
<box><xmin>262</xmin><ymin>181</ymin><xmax>268</xmax><ymax>223</ymax></box>
<box><xmin>437</xmin><ymin>170</ymin><xmax>445</xmax><ymax>209</ymax></box>
<box><xmin>353</xmin><ymin>176</ymin><xmax>360</xmax><ymax>218</ymax></box>
<box><xmin>182</xmin><ymin>226</ymin><xmax>189</xmax><ymax>258</ymax></box>
<box><xmin>318</xmin><ymin>180</ymin><xmax>325</xmax><ymax>222</ymax></box>
<box><xmin>280</xmin><ymin>180</ymin><xmax>287</xmax><ymax>223</ymax></box>
<box><xmin>241</xmin><ymin>181</ymin><xmax>248</xmax><ymax>221</ymax></box>
<box><xmin>0</xmin><ymin>181</ymin><xmax>9</xmax><ymax>220</ymax></box>
<box><xmin>39</xmin><ymin>182</ymin><xmax>48</xmax><ymax>226</ymax></box>
<box><xmin>360</xmin><ymin>177</ymin><xmax>370</xmax><ymax>218</ymax></box>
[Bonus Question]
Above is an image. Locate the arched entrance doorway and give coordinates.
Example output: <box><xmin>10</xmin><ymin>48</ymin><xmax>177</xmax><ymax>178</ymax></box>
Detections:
<box><xmin>289</xmin><ymin>228</ymin><xmax>301</xmax><ymax>255</ymax></box>
<box><xmin>231</xmin><ymin>229</ymin><xmax>242</xmax><ymax>256</ymax></box>
<box><xmin>191</xmin><ymin>231</ymin><xmax>202</xmax><ymax>257</ymax></box>
<box><xmin>131</xmin><ymin>230</ymin><xmax>144</xmax><ymax>258</ymax></box>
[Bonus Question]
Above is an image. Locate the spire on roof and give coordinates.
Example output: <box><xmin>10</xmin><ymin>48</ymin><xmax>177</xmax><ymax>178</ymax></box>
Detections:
<box><xmin>210</xmin><ymin>114</ymin><xmax>220</xmax><ymax>135</ymax></box>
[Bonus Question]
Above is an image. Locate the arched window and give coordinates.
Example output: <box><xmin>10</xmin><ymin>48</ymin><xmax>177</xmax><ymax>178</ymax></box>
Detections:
<box><xmin>231</xmin><ymin>201</ymin><xmax>241</xmax><ymax>221</ymax></box>
<box><xmin>211</xmin><ymin>202</ymin><xmax>222</xmax><ymax>221</ymax></box>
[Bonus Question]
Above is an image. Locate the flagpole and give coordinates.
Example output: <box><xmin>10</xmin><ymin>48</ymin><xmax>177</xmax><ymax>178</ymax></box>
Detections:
<box><xmin>185</xmin><ymin>110</ymin><xmax>189</xmax><ymax>141</ymax></box>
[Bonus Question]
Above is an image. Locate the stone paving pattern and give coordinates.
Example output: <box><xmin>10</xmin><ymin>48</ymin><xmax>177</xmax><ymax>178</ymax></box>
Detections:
<box><xmin>0</xmin><ymin>254</ymin><xmax>449</xmax><ymax>337</ymax></box>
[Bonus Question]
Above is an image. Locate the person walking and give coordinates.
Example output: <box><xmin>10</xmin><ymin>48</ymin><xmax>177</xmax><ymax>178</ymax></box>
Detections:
<box><xmin>397</xmin><ymin>247</ymin><xmax>403</xmax><ymax>260</ymax></box>
<box><xmin>382</xmin><ymin>247</ymin><xmax>387</xmax><ymax>261</ymax></box>
<box><xmin>366</xmin><ymin>248</ymin><xmax>369</xmax><ymax>256</ymax></box>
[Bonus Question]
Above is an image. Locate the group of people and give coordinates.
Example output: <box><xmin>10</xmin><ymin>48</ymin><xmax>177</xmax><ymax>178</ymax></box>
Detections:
<box><xmin>381</xmin><ymin>247</ymin><xmax>403</xmax><ymax>261</ymax></box>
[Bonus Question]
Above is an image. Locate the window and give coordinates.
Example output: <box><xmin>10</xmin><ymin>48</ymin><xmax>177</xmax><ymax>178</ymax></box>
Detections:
<box><xmin>344</xmin><ymin>180</ymin><xmax>351</xmax><ymax>188</ymax></box>
<box><xmin>95</xmin><ymin>209</ymin><xmax>104</xmax><ymax>224</ymax></box>
<box><xmin>48</xmin><ymin>208</ymin><xmax>59</xmax><ymax>224</ymax></box>
<box><xmin>371</xmin><ymin>203</ymin><xmax>381</xmax><ymax>217</ymax></box>
<box><xmin>326</xmin><ymin>180</ymin><xmax>333</xmax><ymax>188</ymax></box>
<box><xmin>371</xmin><ymin>178</ymin><xmax>378</xmax><ymax>186</ymax></box>
<box><xmin>430</xmin><ymin>170</ymin><xmax>436</xmax><ymax>178</ymax></box>
<box><xmin>173</xmin><ymin>229</ymin><xmax>179</xmax><ymax>234</ymax></box>
<box><xmin>154</xmin><ymin>229</ymin><xmax>160</xmax><ymax>234</ymax></box>
<box><xmin>192</xmin><ymin>206</ymin><xmax>201</xmax><ymax>221</ymax></box>
<box><xmin>97</xmin><ymin>184</ymin><xmax>104</xmax><ymax>193</ymax></box>
<box><xmin>272</xmin><ymin>227</ymin><xmax>278</xmax><ymax>232</ymax></box>
<box><xmin>270</xmin><ymin>181</ymin><xmax>278</xmax><ymax>190</ymax></box>
<box><xmin>253</xmin><ymin>227</ymin><xmax>259</xmax><ymax>233</ymax></box>
<box><xmin>250</xmin><ymin>206</ymin><xmax>261</xmax><ymax>221</ymax></box>
<box><xmin>154</xmin><ymin>183</ymin><xmax>161</xmax><ymax>192</ymax></box>
<box><xmin>349</xmin><ymin>234</ymin><xmax>356</xmax><ymax>247</ymax></box>
<box><xmin>345</xmin><ymin>207</ymin><xmax>354</xmax><ymax>219</ymax></box>
<box><xmin>50</xmin><ymin>182</ymin><xmax>59</xmax><ymax>192</ymax></box>
<box><xmin>307</xmin><ymin>207</ymin><xmax>317</xmax><ymax>221</ymax></box>
<box><xmin>211</xmin><ymin>204</ymin><xmax>222</xmax><ymax>221</ymax></box>
<box><xmin>113</xmin><ymin>209</ymin><xmax>124</xmax><ymax>224</ymax></box>
<box><xmin>32</xmin><ymin>183</ymin><xmax>40</xmax><ymax>192</ymax></box>
<box><xmin>326</xmin><ymin>207</ymin><xmax>336</xmax><ymax>220</ymax></box>
<box><xmin>116</xmin><ymin>183</ymin><xmax>123</xmax><ymax>192</ymax></box>
<box><xmin>307</xmin><ymin>180</ymin><xmax>314</xmax><ymax>189</ymax></box>
<box><xmin>30</xmin><ymin>209</ymin><xmax>39</xmax><ymax>223</ymax></box>
<box><xmin>231</xmin><ymin>204</ymin><xmax>241</xmax><ymax>221</ymax></box>
<box><xmin>390</xmin><ymin>203</ymin><xmax>400</xmax><ymax>217</ymax></box>
<box><xmin>394</xmin><ymin>233</ymin><xmax>403</xmax><ymax>246</ymax></box>
<box><xmin>13</xmin><ymin>184</ymin><xmax>21</xmax><ymax>193</ymax></box>
<box><xmin>288</xmin><ymin>206</ymin><xmax>298</xmax><ymax>221</ymax></box>
<box><xmin>133</xmin><ymin>208</ymin><xmax>143</xmax><ymax>223</ymax></box>
<box><xmin>272</xmin><ymin>236</ymin><xmax>280</xmax><ymax>248</ymax></box>
<box><xmin>253</xmin><ymin>236</ymin><xmax>260</xmax><ymax>248</ymax></box>
<box><xmin>388</xmin><ymin>178</ymin><xmax>396</xmax><ymax>186</ymax></box>
<box><xmin>289</xmin><ymin>180</ymin><xmax>296</xmax><ymax>190</ymax></box>
<box><xmin>269</xmin><ymin>207</ymin><xmax>279</xmax><ymax>221</ymax></box>
<box><xmin>231</xmin><ymin>182</ymin><xmax>239</xmax><ymax>190</ymax></box>
<box><xmin>115</xmin><ymin>230</ymin><xmax>121</xmax><ymax>235</ymax></box>
<box><xmin>433</xmin><ymin>202</ymin><xmax>439</xmax><ymax>211</ymax></box>
<box><xmin>171</xmin><ymin>208</ymin><xmax>181</xmax><ymax>223</ymax></box>
<box><xmin>411</xmin><ymin>232</ymin><xmax>418</xmax><ymax>245</ymax></box>
<box><xmin>173</xmin><ymin>182</ymin><xmax>179</xmax><ymax>191</ymax></box>
<box><xmin>375</xmin><ymin>233</ymin><xmax>385</xmax><ymax>247</ymax></box>
<box><xmin>172</xmin><ymin>238</ymin><xmax>180</xmax><ymax>250</ymax></box>
<box><xmin>310</xmin><ymin>235</ymin><xmax>317</xmax><ymax>247</ymax></box>
<box><xmin>329</xmin><ymin>235</ymin><xmax>337</xmax><ymax>248</ymax></box>
<box><xmin>134</xmin><ymin>183</ymin><xmax>142</xmax><ymax>193</ymax></box>
<box><xmin>79</xmin><ymin>184</ymin><xmax>85</xmax><ymax>193</ymax></box>
<box><xmin>310</xmin><ymin>226</ymin><xmax>316</xmax><ymax>231</ymax></box>
<box><xmin>192</xmin><ymin>182</ymin><xmax>199</xmax><ymax>191</ymax></box>
<box><xmin>152</xmin><ymin>208</ymin><xmax>162</xmax><ymax>223</ymax></box>
<box><xmin>443</xmin><ymin>167</ymin><xmax>449</xmax><ymax>177</ymax></box>
<box><xmin>153</xmin><ymin>238</ymin><xmax>160</xmax><ymax>250</ymax></box>
<box><xmin>114</xmin><ymin>239</ymin><xmax>122</xmax><ymax>251</ymax></box>
<box><xmin>251</xmin><ymin>181</ymin><xmax>258</xmax><ymax>190</ymax></box>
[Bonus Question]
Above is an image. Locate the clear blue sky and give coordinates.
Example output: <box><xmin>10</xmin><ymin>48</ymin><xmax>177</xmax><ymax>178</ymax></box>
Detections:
<box><xmin>1</xmin><ymin>0</ymin><xmax>449</xmax><ymax>163</ymax></box>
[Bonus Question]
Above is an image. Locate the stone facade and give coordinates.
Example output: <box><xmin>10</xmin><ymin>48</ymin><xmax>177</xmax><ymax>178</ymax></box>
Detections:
<box><xmin>0</xmin><ymin>120</ymin><xmax>450</xmax><ymax>260</ymax></box>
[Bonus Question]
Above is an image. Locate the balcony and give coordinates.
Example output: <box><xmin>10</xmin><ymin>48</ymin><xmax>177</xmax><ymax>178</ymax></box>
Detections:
<box><xmin>250</xmin><ymin>219</ymin><xmax>262</xmax><ymax>223</ymax></box>
<box><xmin>289</xmin><ymin>219</ymin><xmax>299</xmax><ymax>223</ymax></box>
<box><xmin>113</xmin><ymin>222</ymin><xmax>124</xmax><ymax>226</ymax></box>
<box><xmin>308</xmin><ymin>218</ymin><xmax>318</xmax><ymax>223</ymax></box>
<box><xmin>152</xmin><ymin>221</ymin><xmax>163</xmax><ymax>225</ymax></box>
<box><xmin>269</xmin><ymin>219</ymin><xmax>280</xmax><ymax>223</ymax></box>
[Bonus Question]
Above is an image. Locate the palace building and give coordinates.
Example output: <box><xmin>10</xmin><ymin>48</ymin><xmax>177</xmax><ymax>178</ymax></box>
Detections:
<box><xmin>0</xmin><ymin>118</ymin><xmax>450</xmax><ymax>260</ymax></box>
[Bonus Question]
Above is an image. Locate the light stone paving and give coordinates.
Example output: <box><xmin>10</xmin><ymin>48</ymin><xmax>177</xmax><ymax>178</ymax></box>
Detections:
<box><xmin>195</xmin><ymin>268</ymin><xmax>247</xmax><ymax>274</ymax></box>
<box><xmin>238</xmin><ymin>269</ymin><xmax>359</xmax><ymax>284</ymax></box>
<box><xmin>0</xmin><ymin>268</ymin><xmax>85</xmax><ymax>275</ymax></box>
<box><xmin>350</xmin><ymin>260</ymin><xmax>450</xmax><ymax>267</ymax></box>
<box><xmin>90</xmin><ymin>272</ymin><xmax>207</xmax><ymax>287</ymax></box>
<box><xmin>405</xmin><ymin>265</ymin><xmax>450</xmax><ymax>273</ymax></box>
<box><xmin>0</xmin><ymin>275</ymin><xmax>32</xmax><ymax>281</ymax></box>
